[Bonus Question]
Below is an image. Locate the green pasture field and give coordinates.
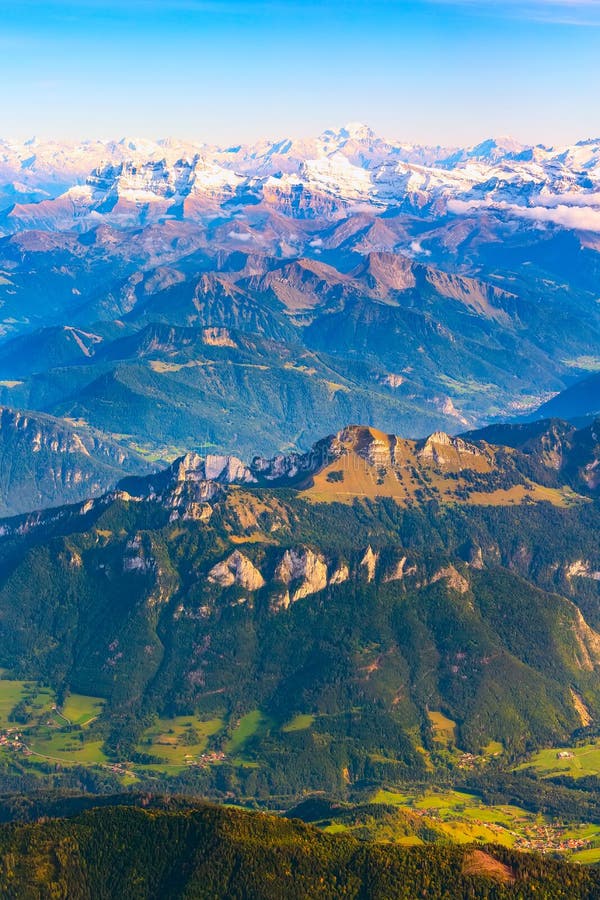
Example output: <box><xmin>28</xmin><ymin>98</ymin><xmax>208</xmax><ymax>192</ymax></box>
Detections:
<box><xmin>518</xmin><ymin>740</ymin><xmax>600</xmax><ymax>778</ymax></box>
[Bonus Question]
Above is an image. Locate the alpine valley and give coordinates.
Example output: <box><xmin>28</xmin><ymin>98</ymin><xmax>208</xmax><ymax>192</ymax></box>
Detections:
<box><xmin>2</xmin><ymin>126</ymin><xmax>600</xmax><ymax>894</ymax></box>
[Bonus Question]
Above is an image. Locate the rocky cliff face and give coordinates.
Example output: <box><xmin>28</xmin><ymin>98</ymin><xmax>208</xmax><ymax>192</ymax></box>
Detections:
<box><xmin>203</xmin><ymin>542</ymin><xmax>425</xmax><ymax>613</ymax></box>
<box><xmin>0</xmin><ymin>406</ymin><xmax>150</xmax><ymax>517</ymax></box>
<box><xmin>208</xmin><ymin>550</ymin><xmax>266</xmax><ymax>592</ymax></box>
<box><xmin>417</xmin><ymin>431</ymin><xmax>492</xmax><ymax>469</ymax></box>
<box><xmin>6</xmin><ymin>418</ymin><xmax>596</xmax><ymax>537</ymax></box>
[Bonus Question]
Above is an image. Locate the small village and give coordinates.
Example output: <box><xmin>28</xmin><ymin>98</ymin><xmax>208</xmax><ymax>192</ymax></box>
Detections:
<box><xmin>2</xmin><ymin>707</ymin><xmax>598</xmax><ymax>862</ymax></box>
<box><xmin>514</xmin><ymin>823</ymin><xmax>591</xmax><ymax>855</ymax></box>
<box><xmin>409</xmin><ymin>803</ymin><xmax>594</xmax><ymax>857</ymax></box>
<box><xmin>0</xmin><ymin>729</ymin><xmax>32</xmax><ymax>757</ymax></box>
<box><xmin>185</xmin><ymin>750</ymin><xmax>227</xmax><ymax>767</ymax></box>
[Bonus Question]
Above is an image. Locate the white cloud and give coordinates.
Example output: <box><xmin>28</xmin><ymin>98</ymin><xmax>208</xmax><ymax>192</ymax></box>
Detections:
<box><xmin>534</xmin><ymin>192</ymin><xmax>600</xmax><ymax>208</ymax></box>
<box><xmin>410</xmin><ymin>240</ymin><xmax>431</xmax><ymax>256</ymax></box>
<box><xmin>514</xmin><ymin>204</ymin><xmax>600</xmax><ymax>231</ymax></box>
<box><xmin>447</xmin><ymin>198</ymin><xmax>600</xmax><ymax>232</ymax></box>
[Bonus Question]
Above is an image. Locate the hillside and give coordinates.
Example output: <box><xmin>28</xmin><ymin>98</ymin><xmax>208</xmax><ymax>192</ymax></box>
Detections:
<box><xmin>0</xmin><ymin>243</ymin><xmax>594</xmax><ymax>459</ymax></box>
<box><xmin>0</xmin><ymin>800</ymin><xmax>598</xmax><ymax>899</ymax></box>
<box><xmin>0</xmin><ymin>424</ymin><xmax>599</xmax><ymax>805</ymax></box>
<box><xmin>0</xmin><ymin>405</ymin><xmax>151</xmax><ymax>516</ymax></box>
<box><xmin>535</xmin><ymin>372</ymin><xmax>600</xmax><ymax>423</ymax></box>
<box><xmin>463</xmin><ymin>418</ymin><xmax>600</xmax><ymax>496</ymax></box>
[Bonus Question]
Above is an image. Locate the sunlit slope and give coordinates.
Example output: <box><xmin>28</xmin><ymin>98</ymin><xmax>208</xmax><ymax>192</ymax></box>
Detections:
<box><xmin>303</xmin><ymin>426</ymin><xmax>578</xmax><ymax>507</ymax></box>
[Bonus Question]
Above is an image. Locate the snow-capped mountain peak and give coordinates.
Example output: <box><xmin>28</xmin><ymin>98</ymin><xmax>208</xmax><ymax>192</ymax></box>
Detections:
<box><xmin>1</xmin><ymin>125</ymin><xmax>600</xmax><ymax>236</ymax></box>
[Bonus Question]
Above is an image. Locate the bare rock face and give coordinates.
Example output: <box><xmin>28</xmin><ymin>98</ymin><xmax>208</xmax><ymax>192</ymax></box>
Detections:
<box><xmin>571</xmin><ymin>688</ymin><xmax>592</xmax><ymax>726</ymax></box>
<box><xmin>571</xmin><ymin>608</ymin><xmax>600</xmax><ymax>671</ymax></box>
<box><xmin>123</xmin><ymin>534</ymin><xmax>156</xmax><ymax>574</ymax></box>
<box><xmin>566</xmin><ymin>559</ymin><xmax>600</xmax><ymax>581</ymax></box>
<box><xmin>430</xmin><ymin>565</ymin><xmax>470</xmax><ymax>595</ymax></box>
<box><xmin>270</xmin><ymin>552</ymin><xmax>349</xmax><ymax>610</ymax></box>
<box><xmin>461</xmin><ymin>542</ymin><xmax>485</xmax><ymax>570</ymax></box>
<box><xmin>201</xmin><ymin>326</ymin><xmax>237</xmax><ymax>348</ymax></box>
<box><xmin>360</xmin><ymin>545</ymin><xmax>379</xmax><ymax>582</ymax></box>
<box><xmin>583</xmin><ymin>456</ymin><xmax>600</xmax><ymax>490</ymax></box>
<box><xmin>382</xmin><ymin>373</ymin><xmax>404</xmax><ymax>389</ymax></box>
<box><xmin>329</xmin><ymin>562</ymin><xmax>350</xmax><ymax>585</ymax></box>
<box><xmin>275</xmin><ymin>548</ymin><xmax>328</xmax><ymax>602</ymax></box>
<box><xmin>250</xmin><ymin>449</ymin><xmax>318</xmax><ymax>483</ymax></box>
<box><xmin>333</xmin><ymin>426</ymin><xmax>392</xmax><ymax>469</ymax></box>
<box><xmin>179</xmin><ymin>503</ymin><xmax>213</xmax><ymax>523</ymax></box>
<box><xmin>418</xmin><ymin>431</ymin><xmax>488</xmax><ymax>467</ymax></box>
<box><xmin>208</xmin><ymin>550</ymin><xmax>265</xmax><ymax>591</ymax></box>
<box><xmin>173</xmin><ymin>453</ymin><xmax>256</xmax><ymax>484</ymax></box>
<box><xmin>167</xmin><ymin>477</ymin><xmax>222</xmax><ymax>505</ymax></box>
<box><xmin>383</xmin><ymin>555</ymin><xmax>416</xmax><ymax>583</ymax></box>
<box><xmin>171</xmin><ymin>444</ymin><xmax>323</xmax><ymax>489</ymax></box>
<box><xmin>205</xmin><ymin>455</ymin><xmax>256</xmax><ymax>483</ymax></box>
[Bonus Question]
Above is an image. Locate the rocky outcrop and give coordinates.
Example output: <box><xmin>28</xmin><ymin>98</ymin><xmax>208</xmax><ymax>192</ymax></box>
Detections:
<box><xmin>201</xmin><ymin>326</ymin><xmax>237</xmax><ymax>348</ymax></box>
<box><xmin>417</xmin><ymin>432</ymin><xmax>490</xmax><ymax>469</ymax></box>
<box><xmin>566</xmin><ymin>560</ymin><xmax>600</xmax><ymax>581</ymax></box>
<box><xmin>334</xmin><ymin>427</ymin><xmax>392</xmax><ymax>469</ymax></box>
<box><xmin>275</xmin><ymin>548</ymin><xmax>328</xmax><ymax>603</ymax></box>
<box><xmin>208</xmin><ymin>550</ymin><xmax>265</xmax><ymax>591</ymax></box>
<box><xmin>460</xmin><ymin>542</ymin><xmax>485</xmax><ymax>570</ymax></box>
<box><xmin>172</xmin><ymin>453</ymin><xmax>256</xmax><ymax>485</ymax></box>
<box><xmin>571</xmin><ymin>689</ymin><xmax>592</xmax><ymax>726</ymax></box>
<box><xmin>361</xmin><ymin>545</ymin><xmax>379</xmax><ymax>582</ymax></box>
<box><xmin>583</xmin><ymin>455</ymin><xmax>600</xmax><ymax>491</ymax></box>
<box><xmin>383</xmin><ymin>555</ymin><xmax>417</xmax><ymax>583</ymax></box>
<box><xmin>250</xmin><ymin>447</ymin><xmax>325</xmax><ymax>484</ymax></box>
<box><xmin>572</xmin><ymin>608</ymin><xmax>600</xmax><ymax>671</ymax></box>
<box><xmin>329</xmin><ymin>562</ymin><xmax>350</xmax><ymax>585</ymax></box>
<box><xmin>430</xmin><ymin>565</ymin><xmax>470</xmax><ymax>595</ymax></box>
<box><xmin>382</xmin><ymin>373</ymin><xmax>404</xmax><ymax>389</ymax></box>
<box><xmin>123</xmin><ymin>534</ymin><xmax>156</xmax><ymax>575</ymax></box>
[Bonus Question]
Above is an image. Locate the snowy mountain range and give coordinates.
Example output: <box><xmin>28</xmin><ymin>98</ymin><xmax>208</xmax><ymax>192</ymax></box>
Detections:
<box><xmin>1</xmin><ymin>124</ymin><xmax>600</xmax><ymax>236</ymax></box>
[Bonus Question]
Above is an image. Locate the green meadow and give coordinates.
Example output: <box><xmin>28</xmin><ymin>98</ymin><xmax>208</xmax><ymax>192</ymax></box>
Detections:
<box><xmin>518</xmin><ymin>739</ymin><xmax>600</xmax><ymax>778</ymax></box>
<box><xmin>137</xmin><ymin>715</ymin><xmax>224</xmax><ymax>769</ymax></box>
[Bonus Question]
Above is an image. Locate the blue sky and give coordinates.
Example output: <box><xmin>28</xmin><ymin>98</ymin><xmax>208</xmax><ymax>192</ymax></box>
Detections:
<box><xmin>1</xmin><ymin>0</ymin><xmax>599</xmax><ymax>146</ymax></box>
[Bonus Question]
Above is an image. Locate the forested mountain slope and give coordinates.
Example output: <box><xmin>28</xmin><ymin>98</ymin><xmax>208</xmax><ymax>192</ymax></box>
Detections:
<box><xmin>0</xmin><ymin>425</ymin><xmax>599</xmax><ymax>801</ymax></box>
<box><xmin>0</xmin><ymin>800</ymin><xmax>598</xmax><ymax>899</ymax></box>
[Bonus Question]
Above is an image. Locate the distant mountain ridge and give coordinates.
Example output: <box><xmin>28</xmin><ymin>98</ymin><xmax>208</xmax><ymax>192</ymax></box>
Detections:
<box><xmin>0</xmin><ymin>124</ymin><xmax>599</xmax><ymax>481</ymax></box>
<box><xmin>0</xmin><ymin>242</ymin><xmax>596</xmax><ymax>459</ymax></box>
<box><xmin>0</xmin><ymin>405</ymin><xmax>151</xmax><ymax>516</ymax></box>
<box><xmin>1</xmin><ymin>125</ymin><xmax>600</xmax><ymax>242</ymax></box>
<box><xmin>533</xmin><ymin>371</ymin><xmax>600</xmax><ymax>423</ymax></box>
<box><xmin>6</xmin><ymin>419</ymin><xmax>596</xmax><ymax>538</ymax></box>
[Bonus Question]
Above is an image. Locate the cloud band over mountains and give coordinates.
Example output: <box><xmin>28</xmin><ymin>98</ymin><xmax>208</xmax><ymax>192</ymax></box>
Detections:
<box><xmin>448</xmin><ymin>197</ymin><xmax>600</xmax><ymax>232</ymax></box>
